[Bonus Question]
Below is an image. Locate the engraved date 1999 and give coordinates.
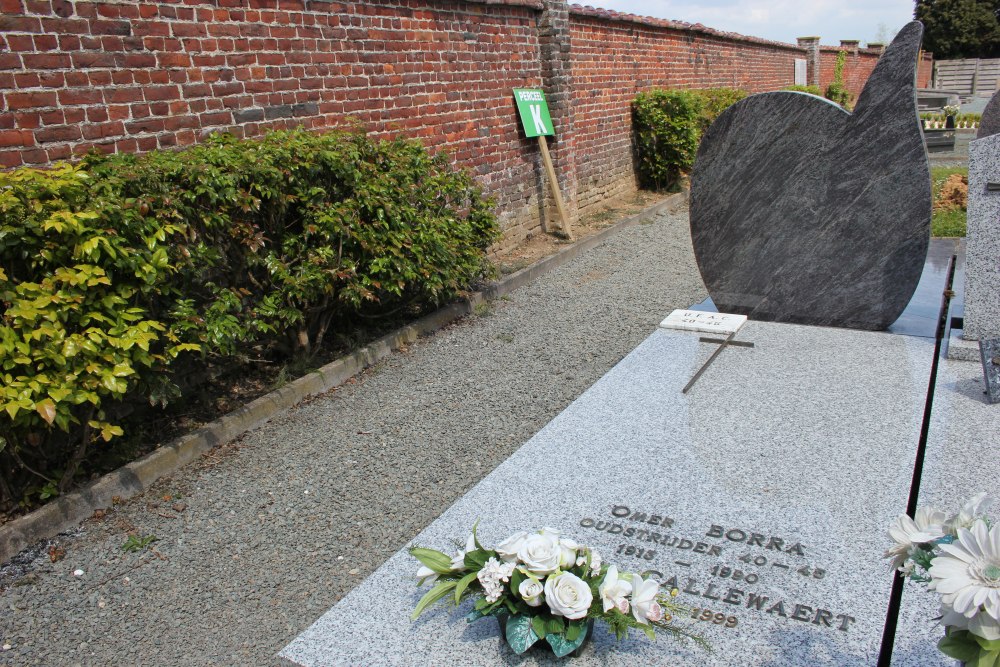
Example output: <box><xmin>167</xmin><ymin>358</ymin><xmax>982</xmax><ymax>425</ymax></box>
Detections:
<box><xmin>690</xmin><ymin>608</ymin><xmax>738</xmax><ymax>628</ymax></box>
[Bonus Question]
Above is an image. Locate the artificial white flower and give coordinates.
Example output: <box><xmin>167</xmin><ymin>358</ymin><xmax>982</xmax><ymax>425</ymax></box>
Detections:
<box><xmin>944</xmin><ymin>493</ymin><xmax>991</xmax><ymax>536</ymax></box>
<box><xmin>589</xmin><ymin>550</ymin><xmax>602</xmax><ymax>577</ymax></box>
<box><xmin>450</xmin><ymin>534</ymin><xmax>478</xmax><ymax>571</ymax></box>
<box><xmin>559</xmin><ymin>538</ymin><xmax>579</xmax><ymax>568</ymax></box>
<box><xmin>616</xmin><ymin>598</ymin><xmax>630</xmax><ymax>614</ymax></box>
<box><xmin>518</xmin><ymin>578</ymin><xmax>544</xmax><ymax>607</ymax></box>
<box><xmin>544</xmin><ymin>571</ymin><xmax>593</xmax><ymax>620</ymax></box>
<box><xmin>929</xmin><ymin>520</ymin><xmax>1000</xmax><ymax>623</ymax></box>
<box><xmin>598</xmin><ymin>565</ymin><xmax>633</xmax><ymax>612</ymax></box>
<box><xmin>496</xmin><ymin>531</ymin><xmax>529</xmax><ymax>563</ymax></box>
<box><xmin>941</xmin><ymin>604</ymin><xmax>1000</xmax><ymax>641</ymax></box>
<box><xmin>540</xmin><ymin>527</ymin><xmax>561</xmax><ymax>539</ymax></box>
<box><xmin>518</xmin><ymin>533</ymin><xmax>562</xmax><ymax>576</ymax></box>
<box><xmin>477</xmin><ymin>557</ymin><xmax>516</xmax><ymax>603</ymax></box>
<box><xmin>631</xmin><ymin>574</ymin><xmax>661</xmax><ymax>625</ymax></box>
<box><xmin>885</xmin><ymin>507</ymin><xmax>947</xmax><ymax>569</ymax></box>
<box><xmin>645</xmin><ymin>601</ymin><xmax>664</xmax><ymax>622</ymax></box>
<box><xmin>416</xmin><ymin>565</ymin><xmax>438</xmax><ymax>586</ymax></box>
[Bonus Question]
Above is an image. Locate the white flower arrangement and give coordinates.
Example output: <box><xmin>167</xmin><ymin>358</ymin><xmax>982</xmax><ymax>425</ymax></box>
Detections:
<box><xmin>886</xmin><ymin>493</ymin><xmax>1000</xmax><ymax>665</ymax></box>
<box><xmin>410</xmin><ymin>524</ymin><xmax>706</xmax><ymax>657</ymax></box>
<box><xmin>943</xmin><ymin>104</ymin><xmax>961</xmax><ymax>118</ymax></box>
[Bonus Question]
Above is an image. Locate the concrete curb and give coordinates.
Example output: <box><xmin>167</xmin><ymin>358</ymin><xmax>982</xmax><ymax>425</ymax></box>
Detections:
<box><xmin>0</xmin><ymin>190</ymin><xmax>688</xmax><ymax>567</ymax></box>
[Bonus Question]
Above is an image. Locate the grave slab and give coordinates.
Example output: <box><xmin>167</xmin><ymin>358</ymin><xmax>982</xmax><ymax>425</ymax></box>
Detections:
<box><xmin>890</xmin><ymin>355</ymin><xmax>1000</xmax><ymax>666</ymax></box>
<box><xmin>280</xmin><ymin>322</ymin><xmax>934</xmax><ymax>666</ymax></box>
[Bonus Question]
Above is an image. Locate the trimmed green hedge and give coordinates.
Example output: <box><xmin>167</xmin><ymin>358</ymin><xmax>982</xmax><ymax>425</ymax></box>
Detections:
<box><xmin>0</xmin><ymin>129</ymin><xmax>499</xmax><ymax>508</ymax></box>
<box><xmin>632</xmin><ymin>88</ymin><xmax>748</xmax><ymax>190</ymax></box>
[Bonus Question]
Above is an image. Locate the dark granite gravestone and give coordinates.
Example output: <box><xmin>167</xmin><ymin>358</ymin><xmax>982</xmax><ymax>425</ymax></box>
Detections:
<box><xmin>977</xmin><ymin>90</ymin><xmax>1000</xmax><ymax>139</ymax></box>
<box><xmin>690</xmin><ymin>22</ymin><xmax>931</xmax><ymax>330</ymax></box>
<box><xmin>979</xmin><ymin>338</ymin><xmax>1000</xmax><ymax>403</ymax></box>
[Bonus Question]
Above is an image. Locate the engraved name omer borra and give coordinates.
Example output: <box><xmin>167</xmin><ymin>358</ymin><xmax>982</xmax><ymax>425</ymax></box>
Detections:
<box><xmin>577</xmin><ymin>505</ymin><xmax>857</xmax><ymax>633</ymax></box>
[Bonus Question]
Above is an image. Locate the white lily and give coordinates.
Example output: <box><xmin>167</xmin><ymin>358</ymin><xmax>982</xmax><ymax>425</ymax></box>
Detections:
<box><xmin>599</xmin><ymin>565</ymin><xmax>632</xmax><ymax>612</ymax></box>
<box><xmin>631</xmin><ymin>574</ymin><xmax>661</xmax><ymax>625</ymax></box>
<box><xmin>416</xmin><ymin>565</ymin><xmax>438</xmax><ymax>586</ymax></box>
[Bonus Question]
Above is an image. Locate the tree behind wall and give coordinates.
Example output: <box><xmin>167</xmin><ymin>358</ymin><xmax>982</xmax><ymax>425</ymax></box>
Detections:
<box><xmin>914</xmin><ymin>0</ymin><xmax>1000</xmax><ymax>58</ymax></box>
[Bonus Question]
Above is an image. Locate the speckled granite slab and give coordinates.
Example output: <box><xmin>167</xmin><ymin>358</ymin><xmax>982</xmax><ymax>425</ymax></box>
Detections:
<box><xmin>962</xmin><ymin>133</ymin><xmax>1000</xmax><ymax>341</ymax></box>
<box><xmin>280</xmin><ymin>322</ymin><xmax>934</xmax><ymax>666</ymax></box>
<box><xmin>689</xmin><ymin>22</ymin><xmax>930</xmax><ymax>330</ymax></box>
<box><xmin>888</xmin><ymin>356</ymin><xmax>1000</xmax><ymax>666</ymax></box>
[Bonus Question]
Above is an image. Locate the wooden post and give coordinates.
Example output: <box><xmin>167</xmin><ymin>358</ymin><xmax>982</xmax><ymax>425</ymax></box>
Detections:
<box><xmin>536</xmin><ymin>135</ymin><xmax>574</xmax><ymax>240</ymax></box>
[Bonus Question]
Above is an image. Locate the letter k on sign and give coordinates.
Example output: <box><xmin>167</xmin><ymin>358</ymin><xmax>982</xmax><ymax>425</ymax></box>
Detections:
<box><xmin>529</xmin><ymin>104</ymin><xmax>547</xmax><ymax>135</ymax></box>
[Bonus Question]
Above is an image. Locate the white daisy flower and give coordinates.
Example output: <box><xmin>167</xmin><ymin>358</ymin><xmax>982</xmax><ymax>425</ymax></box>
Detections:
<box><xmin>929</xmin><ymin>520</ymin><xmax>1000</xmax><ymax>623</ymax></box>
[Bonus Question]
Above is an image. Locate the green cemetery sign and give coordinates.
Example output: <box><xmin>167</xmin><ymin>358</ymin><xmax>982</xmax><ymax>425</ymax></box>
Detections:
<box><xmin>513</xmin><ymin>88</ymin><xmax>554</xmax><ymax>138</ymax></box>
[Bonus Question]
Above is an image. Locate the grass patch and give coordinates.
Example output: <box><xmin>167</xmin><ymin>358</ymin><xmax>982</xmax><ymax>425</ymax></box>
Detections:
<box><xmin>931</xmin><ymin>166</ymin><xmax>968</xmax><ymax>238</ymax></box>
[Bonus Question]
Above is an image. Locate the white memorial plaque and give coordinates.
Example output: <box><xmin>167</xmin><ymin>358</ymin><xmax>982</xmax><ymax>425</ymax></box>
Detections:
<box><xmin>659</xmin><ymin>309</ymin><xmax>747</xmax><ymax>335</ymax></box>
<box><xmin>794</xmin><ymin>59</ymin><xmax>807</xmax><ymax>86</ymax></box>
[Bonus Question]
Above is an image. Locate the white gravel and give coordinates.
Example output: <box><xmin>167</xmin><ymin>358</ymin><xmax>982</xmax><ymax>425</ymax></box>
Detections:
<box><xmin>0</xmin><ymin>207</ymin><xmax>706</xmax><ymax>666</ymax></box>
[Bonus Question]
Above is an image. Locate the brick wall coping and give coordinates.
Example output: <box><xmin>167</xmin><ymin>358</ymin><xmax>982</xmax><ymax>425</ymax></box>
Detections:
<box><xmin>569</xmin><ymin>4</ymin><xmax>806</xmax><ymax>53</ymax></box>
<box><xmin>460</xmin><ymin>0</ymin><xmax>545</xmax><ymax>9</ymax></box>
<box><xmin>820</xmin><ymin>44</ymin><xmax>883</xmax><ymax>53</ymax></box>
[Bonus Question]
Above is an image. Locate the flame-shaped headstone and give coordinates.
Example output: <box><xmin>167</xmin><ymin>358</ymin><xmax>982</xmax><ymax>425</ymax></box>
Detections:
<box><xmin>690</xmin><ymin>22</ymin><xmax>931</xmax><ymax>330</ymax></box>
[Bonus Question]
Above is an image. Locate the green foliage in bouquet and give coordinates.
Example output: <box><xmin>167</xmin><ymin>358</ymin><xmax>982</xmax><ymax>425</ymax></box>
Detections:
<box><xmin>410</xmin><ymin>525</ymin><xmax>707</xmax><ymax>658</ymax></box>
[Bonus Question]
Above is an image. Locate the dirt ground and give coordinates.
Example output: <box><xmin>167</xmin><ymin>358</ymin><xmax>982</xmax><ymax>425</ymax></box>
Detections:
<box><xmin>494</xmin><ymin>189</ymin><xmax>669</xmax><ymax>275</ymax></box>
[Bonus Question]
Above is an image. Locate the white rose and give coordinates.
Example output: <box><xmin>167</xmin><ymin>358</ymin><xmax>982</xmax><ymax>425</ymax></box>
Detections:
<box><xmin>496</xmin><ymin>531</ymin><xmax>529</xmax><ymax>563</ymax></box>
<box><xmin>544</xmin><ymin>572</ymin><xmax>593</xmax><ymax>620</ymax></box>
<box><xmin>518</xmin><ymin>534</ymin><xmax>561</xmax><ymax>575</ymax></box>
<box><xmin>519</xmin><ymin>578</ymin><xmax>544</xmax><ymax>607</ymax></box>
<box><xmin>559</xmin><ymin>538</ymin><xmax>579</xmax><ymax>568</ymax></box>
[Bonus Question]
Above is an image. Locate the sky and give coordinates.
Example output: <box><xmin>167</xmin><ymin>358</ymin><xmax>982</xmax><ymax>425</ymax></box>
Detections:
<box><xmin>584</xmin><ymin>0</ymin><xmax>916</xmax><ymax>46</ymax></box>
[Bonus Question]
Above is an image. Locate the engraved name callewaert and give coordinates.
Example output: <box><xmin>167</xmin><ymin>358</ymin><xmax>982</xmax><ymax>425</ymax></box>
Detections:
<box><xmin>577</xmin><ymin>505</ymin><xmax>857</xmax><ymax>633</ymax></box>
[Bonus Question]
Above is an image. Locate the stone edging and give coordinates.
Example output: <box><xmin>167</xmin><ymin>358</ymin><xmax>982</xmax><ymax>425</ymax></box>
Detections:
<box><xmin>0</xmin><ymin>190</ymin><xmax>688</xmax><ymax>567</ymax></box>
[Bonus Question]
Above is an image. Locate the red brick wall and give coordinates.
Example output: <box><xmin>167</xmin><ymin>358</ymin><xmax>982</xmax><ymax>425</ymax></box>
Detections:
<box><xmin>918</xmin><ymin>52</ymin><xmax>933</xmax><ymax>88</ymax></box>
<box><xmin>569</xmin><ymin>7</ymin><xmax>807</xmax><ymax>211</ymax></box>
<box><xmin>0</xmin><ymin>0</ymin><xmax>555</xmax><ymax>247</ymax></box>
<box><xmin>815</xmin><ymin>46</ymin><xmax>933</xmax><ymax>101</ymax></box>
<box><xmin>0</xmin><ymin>0</ymin><xmax>908</xmax><ymax>246</ymax></box>
<box><xmin>818</xmin><ymin>46</ymin><xmax>880</xmax><ymax>100</ymax></box>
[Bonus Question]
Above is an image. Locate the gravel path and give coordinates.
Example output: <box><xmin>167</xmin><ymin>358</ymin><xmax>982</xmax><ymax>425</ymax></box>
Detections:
<box><xmin>0</xmin><ymin>206</ymin><xmax>706</xmax><ymax>667</ymax></box>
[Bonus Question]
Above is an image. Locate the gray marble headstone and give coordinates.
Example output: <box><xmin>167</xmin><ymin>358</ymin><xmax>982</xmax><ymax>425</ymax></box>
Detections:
<box><xmin>979</xmin><ymin>338</ymin><xmax>1000</xmax><ymax>403</ymax></box>
<box><xmin>690</xmin><ymin>22</ymin><xmax>931</xmax><ymax>330</ymax></box>
<box><xmin>977</xmin><ymin>89</ymin><xmax>1000</xmax><ymax>139</ymax></box>
<box><xmin>963</xmin><ymin>133</ymin><xmax>1000</xmax><ymax>342</ymax></box>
